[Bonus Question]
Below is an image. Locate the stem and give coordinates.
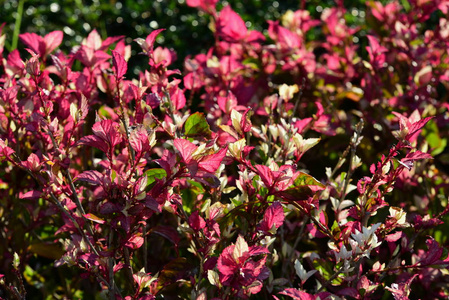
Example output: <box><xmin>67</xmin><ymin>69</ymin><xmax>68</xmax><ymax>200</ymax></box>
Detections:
<box><xmin>108</xmin><ymin>230</ymin><xmax>116</xmax><ymax>300</ymax></box>
<box><xmin>317</xmin><ymin>264</ymin><xmax>345</xmax><ymax>293</ymax></box>
<box><xmin>11</xmin><ymin>0</ymin><xmax>25</xmax><ymax>51</ymax></box>
<box><xmin>339</xmin><ymin>120</ymin><xmax>364</xmax><ymax>204</ymax></box>
<box><xmin>143</xmin><ymin>223</ymin><xmax>149</xmax><ymax>273</ymax></box>
<box><xmin>288</xmin><ymin>77</ymin><xmax>306</xmax><ymax>124</ymax></box>
<box><xmin>123</xmin><ymin>247</ymin><xmax>135</xmax><ymax>292</ymax></box>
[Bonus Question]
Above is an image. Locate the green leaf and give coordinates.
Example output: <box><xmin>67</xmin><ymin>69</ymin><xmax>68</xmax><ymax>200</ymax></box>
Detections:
<box><xmin>423</xmin><ymin>120</ymin><xmax>447</xmax><ymax>156</ymax></box>
<box><xmin>145</xmin><ymin>168</ymin><xmax>167</xmax><ymax>186</ymax></box>
<box><xmin>277</xmin><ymin>172</ymin><xmax>324</xmax><ymax>201</ymax></box>
<box><xmin>156</xmin><ymin>257</ymin><xmax>191</xmax><ymax>291</ymax></box>
<box><xmin>184</xmin><ymin>112</ymin><xmax>211</xmax><ymax>138</ymax></box>
<box><xmin>294</xmin><ymin>172</ymin><xmax>325</xmax><ymax>188</ymax></box>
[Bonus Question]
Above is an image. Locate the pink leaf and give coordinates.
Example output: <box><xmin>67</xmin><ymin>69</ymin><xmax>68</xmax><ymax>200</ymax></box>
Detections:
<box><xmin>125</xmin><ymin>236</ymin><xmax>144</xmax><ymax>249</ymax></box>
<box><xmin>111</xmin><ymin>50</ymin><xmax>127</xmax><ymax>79</ymax></box>
<box><xmin>83</xmin><ymin>213</ymin><xmax>105</xmax><ymax>224</ymax></box>
<box><xmin>6</xmin><ymin>50</ymin><xmax>25</xmax><ymax>73</ymax></box>
<box><xmin>84</xmin><ymin>29</ymin><xmax>102</xmax><ymax>51</ymax></box>
<box><xmin>136</xmin><ymin>29</ymin><xmax>165</xmax><ymax>54</ymax></box>
<box><xmin>19</xmin><ymin>190</ymin><xmax>42</xmax><ymax>200</ymax></box>
<box><xmin>186</xmin><ymin>0</ymin><xmax>218</xmax><ymax>12</ymax></box>
<box><xmin>268</xmin><ymin>21</ymin><xmax>301</xmax><ymax>49</ymax></box>
<box><xmin>101</xmin><ymin>35</ymin><xmax>124</xmax><ymax>51</ymax></box>
<box><xmin>43</xmin><ymin>31</ymin><xmax>63</xmax><ymax>56</ymax></box>
<box><xmin>247</xmin><ymin>246</ymin><xmax>270</xmax><ymax>256</ymax></box>
<box><xmin>171</xmin><ymin>87</ymin><xmax>186</xmax><ymax>110</ymax></box>
<box><xmin>173</xmin><ymin>139</ymin><xmax>197</xmax><ymax>164</ymax></box>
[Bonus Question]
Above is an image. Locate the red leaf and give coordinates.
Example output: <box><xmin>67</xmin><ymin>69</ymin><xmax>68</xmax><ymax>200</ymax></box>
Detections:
<box><xmin>198</xmin><ymin>147</ymin><xmax>227</xmax><ymax>173</ymax></box>
<box><xmin>151</xmin><ymin>225</ymin><xmax>180</xmax><ymax>247</ymax></box>
<box><xmin>111</xmin><ymin>50</ymin><xmax>127</xmax><ymax>79</ymax></box>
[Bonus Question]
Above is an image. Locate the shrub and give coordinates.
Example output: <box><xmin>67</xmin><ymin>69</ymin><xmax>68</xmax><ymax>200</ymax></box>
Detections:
<box><xmin>0</xmin><ymin>0</ymin><xmax>448</xmax><ymax>299</ymax></box>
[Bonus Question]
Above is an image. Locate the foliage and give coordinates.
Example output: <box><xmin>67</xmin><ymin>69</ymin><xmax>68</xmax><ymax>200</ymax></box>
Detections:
<box><xmin>0</xmin><ymin>0</ymin><xmax>449</xmax><ymax>299</ymax></box>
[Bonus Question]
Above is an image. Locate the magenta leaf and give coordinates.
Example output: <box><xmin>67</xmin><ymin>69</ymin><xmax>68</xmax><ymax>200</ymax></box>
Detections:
<box><xmin>92</xmin><ymin>119</ymin><xmax>122</xmax><ymax>149</ymax></box>
<box><xmin>401</xmin><ymin>150</ymin><xmax>432</xmax><ymax>162</ymax></box>
<box><xmin>216</xmin><ymin>5</ymin><xmax>247</xmax><ymax>42</ymax></box>
<box><xmin>217</xmin><ymin>245</ymin><xmax>239</xmax><ymax>277</ymax></box>
<box><xmin>75</xmin><ymin>170</ymin><xmax>105</xmax><ymax>185</ymax></box>
<box><xmin>129</xmin><ymin>127</ymin><xmax>151</xmax><ymax>154</ymax></box>
<box><xmin>19</xmin><ymin>32</ymin><xmax>45</xmax><ymax>57</ymax></box>
<box><xmin>188</xmin><ymin>211</ymin><xmax>206</xmax><ymax>231</ymax></box>
<box><xmin>385</xmin><ymin>274</ymin><xmax>418</xmax><ymax>300</ymax></box>
<box><xmin>418</xmin><ymin>237</ymin><xmax>448</xmax><ymax>266</ymax></box>
<box><xmin>259</xmin><ymin>201</ymin><xmax>285</xmax><ymax>233</ymax></box>
<box><xmin>255</xmin><ymin>165</ymin><xmax>275</xmax><ymax>189</ymax></box>
<box><xmin>78</xmin><ymin>135</ymin><xmax>109</xmax><ymax>153</ymax></box>
<box><xmin>111</xmin><ymin>50</ymin><xmax>127</xmax><ymax>79</ymax></box>
<box><xmin>279</xmin><ymin>288</ymin><xmax>314</xmax><ymax>300</ymax></box>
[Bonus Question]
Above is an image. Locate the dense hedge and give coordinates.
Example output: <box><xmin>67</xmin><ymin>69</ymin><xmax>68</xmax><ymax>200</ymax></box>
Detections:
<box><xmin>0</xmin><ymin>0</ymin><xmax>449</xmax><ymax>299</ymax></box>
